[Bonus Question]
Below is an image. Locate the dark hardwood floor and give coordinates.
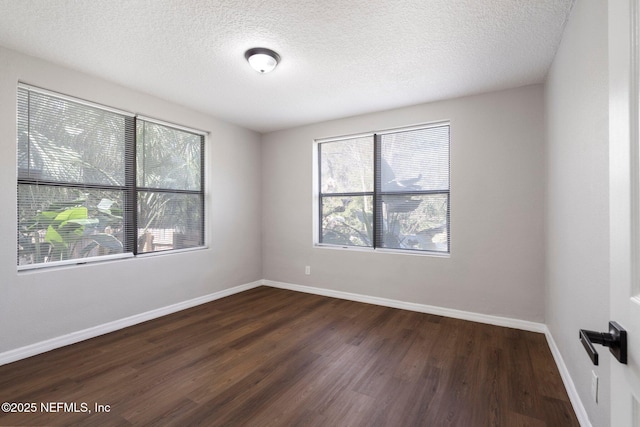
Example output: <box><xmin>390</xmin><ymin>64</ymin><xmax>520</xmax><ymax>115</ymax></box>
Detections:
<box><xmin>0</xmin><ymin>286</ymin><xmax>578</xmax><ymax>426</ymax></box>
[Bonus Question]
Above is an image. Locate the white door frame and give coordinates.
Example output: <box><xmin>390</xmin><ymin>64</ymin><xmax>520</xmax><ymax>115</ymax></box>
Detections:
<box><xmin>609</xmin><ymin>1</ymin><xmax>640</xmax><ymax>426</ymax></box>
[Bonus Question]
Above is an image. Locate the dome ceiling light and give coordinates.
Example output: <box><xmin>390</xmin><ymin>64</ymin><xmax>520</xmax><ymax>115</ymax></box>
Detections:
<box><xmin>245</xmin><ymin>47</ymin><xmax>280</xmax><ymax>74</ymax></box>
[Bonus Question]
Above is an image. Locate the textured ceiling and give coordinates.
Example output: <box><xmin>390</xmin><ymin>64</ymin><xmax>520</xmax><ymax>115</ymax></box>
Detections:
<box><xmin>0</xmin><ymin>0</ymin><xmax>573</xmax><ymax>133</ymax></box>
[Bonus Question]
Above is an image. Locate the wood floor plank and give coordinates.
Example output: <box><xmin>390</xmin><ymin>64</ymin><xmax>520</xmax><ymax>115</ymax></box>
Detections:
<box><xmin>0</xmin><ymin>286</ymin><xmax>579</xmax><ymax>426</ymax></box>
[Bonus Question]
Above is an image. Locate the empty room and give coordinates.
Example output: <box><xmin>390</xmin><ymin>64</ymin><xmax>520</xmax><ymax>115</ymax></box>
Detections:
<box><xmin>0</xmin><ymin>1</ymin><xmax>638</xmax><ymax>426</ymax></box>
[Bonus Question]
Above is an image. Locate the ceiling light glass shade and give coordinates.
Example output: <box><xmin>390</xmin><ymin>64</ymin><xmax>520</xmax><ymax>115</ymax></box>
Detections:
<box><xmin>245</xmin><ymin>48</ymin><xmax>280</xmax><ymax>74</ymax></box>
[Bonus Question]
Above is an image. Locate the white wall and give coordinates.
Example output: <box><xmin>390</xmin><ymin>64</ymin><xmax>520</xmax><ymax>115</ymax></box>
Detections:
<box><xmin>0</xmin><ymin>47</ymin><xmax>263</xmax><ymax>353</ymax></box>
<box><xmin>262</xmin><ymin>85</ymin><xmax>546</xmax><ymax>322</ymax></box>
<box><xmin>544</xmin><ymin>1</ymin><xmax>610</xmax><ymax>426</ymax></box>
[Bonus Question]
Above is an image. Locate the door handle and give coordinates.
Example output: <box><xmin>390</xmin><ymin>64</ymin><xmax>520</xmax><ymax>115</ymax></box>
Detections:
<box><xmin>579</xmin><ymin>321</ymin><xmax>627</xmax><ymax>365</ymax></box>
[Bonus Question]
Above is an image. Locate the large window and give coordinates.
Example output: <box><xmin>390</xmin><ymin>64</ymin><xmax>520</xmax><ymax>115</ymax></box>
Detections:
<box><xmin>17</xmin><ymin>84</ymin><xmax>205</xmax><ymax>269</ymax></box>
<box><xmin>317</xmin><ymin>123</ymin><xmax>450</xmax><ymax>253</ymax></box>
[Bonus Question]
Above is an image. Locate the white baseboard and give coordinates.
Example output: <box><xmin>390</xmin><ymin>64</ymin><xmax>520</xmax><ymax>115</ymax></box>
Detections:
<box><xmin>544</xmin><ymin>327</ymin><xmax>592</xmax><ymax>427</ymax></box>
<box><xmin>262</xmin><ymin>279</ymin><xmax>546</xmax><ymax>333</ymax></box>
<box><xmin>0</xmin><ymin>280</ymin><xmax>262</xmax><ymax>367</ymax></box>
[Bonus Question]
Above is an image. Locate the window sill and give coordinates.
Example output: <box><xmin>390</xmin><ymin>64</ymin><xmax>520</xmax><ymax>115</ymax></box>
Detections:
<box><xmin>17</xmin><ymin>246</ymin><xmax>209</xmax><ymax>272</ymax></box>
<box><xmin>313</xmin><ymin>243</ymin><xmax>450</xmax><ymax>258</ymax></box>
<box><xmin>17</xmin><ymin>252</ymin><xmax>134</xmax><ymax>272</ymax></box>
<box><xmin>136</xmin><ymin>245</ymin><xmax>208</xmax><ymax>258</ymax></box>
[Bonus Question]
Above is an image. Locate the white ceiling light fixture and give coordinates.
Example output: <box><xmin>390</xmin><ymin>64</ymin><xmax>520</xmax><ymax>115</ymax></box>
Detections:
<box><xmin>245</xmin><ymin>47</ymin><xmax>280</xmax><ymax>74</ymax></box>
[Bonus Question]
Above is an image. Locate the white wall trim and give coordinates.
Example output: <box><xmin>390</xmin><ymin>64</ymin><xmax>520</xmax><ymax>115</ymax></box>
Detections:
<box><xmin>544</xmin><ymin>327</ymin><xmax>592</xmax><ymax>427</ymax></box>
<box><xmin>262</xmin><ymin>279</ymin><xmax>546</xmax><ymax>333</ymax></box>
<box><xmin>0</xmin><ymin>280</ymin><xmax>262</xmax><ymax>367</ymax></box>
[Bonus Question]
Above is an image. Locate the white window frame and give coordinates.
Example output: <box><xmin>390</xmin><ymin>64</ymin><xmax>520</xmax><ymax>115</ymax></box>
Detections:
<box><xmin>313</xmin><ymin>121</ymin><xmax>450</xmax><ymax>256</ymax></box>
<box><xmin>17</xmin><ymin>83</ymin><xmax>209</xmax><ymax>271</ymax></box>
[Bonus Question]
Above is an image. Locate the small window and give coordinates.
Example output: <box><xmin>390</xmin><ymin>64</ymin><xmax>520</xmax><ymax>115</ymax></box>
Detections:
<box><xmin>17</xmin><ymin>85</ymin><xmax>205</xmax><ymax>269</ymax></box>
<box><xmin>317</xmin><ymin>123</ymin><xmax>450</xmax><ymax>253</ymax></box>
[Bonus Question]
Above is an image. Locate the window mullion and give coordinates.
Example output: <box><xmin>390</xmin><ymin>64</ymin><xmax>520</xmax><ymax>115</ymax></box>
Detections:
<box><xmin>318</xmin><ymin>143</ymin><xmax>324</xmax><ymax>244</ymax></box>
<box><xmin>125</xmin><ymin>116</ymin><xmax>137</xmax><ymax>255</ymax></box>
<box><xmin>199</xmin><ymin>134</ymin><xmax>205</xmax><ymax>246</ymax></box>
<box><xmin>373</xmin><ymin>133</ymin><xmax>382</xmax><ymax>248</ymax></box>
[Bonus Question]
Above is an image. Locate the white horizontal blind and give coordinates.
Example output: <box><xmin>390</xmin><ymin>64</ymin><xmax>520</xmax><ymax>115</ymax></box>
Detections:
<box><xmin>17</xmin><ymin>86</ymin><xmax>134</xmax><ymax>267</ymax></box>
<box><xmin>136</xmin><ymin>119</ymin><xmax>205</xmax><ymax>254</ymax></box>
<box><xmin>377</xmin><ymin>125</ymin><xmax>450</xmax><ymax>252</ymax></box>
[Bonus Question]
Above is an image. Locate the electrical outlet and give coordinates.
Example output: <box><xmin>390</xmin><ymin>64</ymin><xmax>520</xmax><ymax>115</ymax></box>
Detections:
<box><xmin>591</xmin><ymin>370</ymin><xmax>598</xmax><ymax>403</ymax></box>
<box><xmin>305</xmin><ymin>266</ymin><xmax>311</xmax><ymax>275</ymax></box>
